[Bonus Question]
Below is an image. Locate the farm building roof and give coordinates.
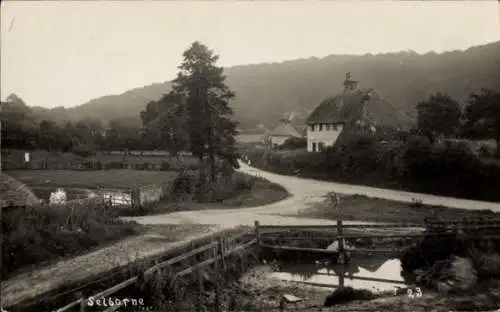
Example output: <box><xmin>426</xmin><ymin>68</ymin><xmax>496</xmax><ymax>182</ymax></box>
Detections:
<box><xmin>306</xmin><ymin>88</ymin><xmax>414</xmax><ymax>130</ymax></box>
<box><xmin>237</xmin><ymin>128</ymin><xmax>268</xmax><ymax>135</ymax></box>
<box><xmin>0</xmin><ymin>173</ymin><xmax>40</xmax><ymax>208</ymax></box>
<box><xmin>267</xmin><ymin>120</ymin><xmax>304</xmax><ymax>138</ymax></box>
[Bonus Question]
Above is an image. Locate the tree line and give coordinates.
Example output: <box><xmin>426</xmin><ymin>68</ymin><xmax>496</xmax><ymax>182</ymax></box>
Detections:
<box><xmin>1</xmin><ymin>93</ymin><xmax>144</xmax><ymax>155</ymax></box>
<box><xmin>2</xmin><ymin>41</ymin><xmax>499</xmax><ymax>167</ymax></box>
<box><xmin>1</xmin><ymin>42</ymin><xmax>240</xmax><ymax>181</ymax></box>
<box><xmin>415</xmin><ymin>89</ymin><xmax>500</xmax><ymax>153</ymax></box>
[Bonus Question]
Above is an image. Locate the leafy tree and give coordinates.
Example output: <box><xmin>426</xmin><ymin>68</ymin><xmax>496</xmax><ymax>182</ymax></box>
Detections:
<box><xmin>1</xmin><ymin>94</ymin><xmax>38</xmax><ymax>148</ymax></box>
<box><xmin>170</xmin><ymin>41</ymin><xmax>239</xmax><ymax>182</ymax></box>
<box><xmin>462</xmin><ymin>88</ymin><xmax>500</xmax><ymax>153</ymax></box>
<box><xmin>38</xmin><ymin>120</ymin><xmax>61</xmax><ymax>151</ymax></box>
<box><xmin>73</xmin><ymin>118</ymin><xmax>104</xmax><ymax>155</ymax></box>
<box><xmin>416</xmin><ymin>93</ymin><xmax>462</xmax><ymax>144</ymax></box>
<box><xmin>104</xmin><ymin>118</ymin><xmax>142</xmax><ymax>150</ymax></box>
<box><xmin>141</xmin><ymin>92</ymin><xmax>189</xmax><ymax>153</ymax></box>
<box><xmin>59</xmin><ymin>121</ymin><xmax>77</xmax><ymax>152</ymax></box>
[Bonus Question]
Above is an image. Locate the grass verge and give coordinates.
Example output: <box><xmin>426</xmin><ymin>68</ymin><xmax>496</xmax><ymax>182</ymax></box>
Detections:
<box><xmin>119</xmin><ymin>172</ymin><xmax>290</xmax><ymax>216</ymax></box>
<box><xmin>2</xmin><ymin>200</ymin><xmax>139</xmax><ymax>278</ymax></box>
<box><xmin>292</xmin><ymin>194</ymin><xmax>498</xmax><ymax>224</ymax></box>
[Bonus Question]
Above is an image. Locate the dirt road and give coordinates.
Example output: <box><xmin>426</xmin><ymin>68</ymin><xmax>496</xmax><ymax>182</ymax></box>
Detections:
<box><xmin>5</xmin><ymin>162</ymin><xmax>498</xmax><ymax>308</ymax></box>
<box><xmin>128</xmin><ymin>162</ymin><xmax>500</xmax><ymax>228</ymax></box>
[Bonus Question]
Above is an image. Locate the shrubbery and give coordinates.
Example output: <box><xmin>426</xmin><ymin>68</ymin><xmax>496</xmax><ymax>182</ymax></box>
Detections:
<box><xmin>2</xmin><ymin>201</ymin><xmax>138</xmax><ymax>277</ymax></box>
<box><xmin>170</xmin><ymin>170</ymin><xmax>256</xmax><ymax>203</ymax></box>
<box><xmin>279</xmin><ymin>137</ymin><xmax>307</xmax><ymax>150</ymax></box>
<box><xmin>243</xmin><ymin>134</ymin><xmax>500</xmax><ymax>202</ymax></box>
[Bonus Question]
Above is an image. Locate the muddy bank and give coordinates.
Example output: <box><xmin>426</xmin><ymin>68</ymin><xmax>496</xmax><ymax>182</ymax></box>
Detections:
<box><xmin>401</xmin><ymin>221</ymin><xmax>500</xmax><ymax>285</ymax></box>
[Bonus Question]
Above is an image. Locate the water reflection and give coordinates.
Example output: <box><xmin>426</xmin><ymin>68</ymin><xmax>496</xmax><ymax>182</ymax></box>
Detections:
<box><xmin>268</xmin><ymin>257</ymin><xmax>407</xmax><ymax>293</ymax></box>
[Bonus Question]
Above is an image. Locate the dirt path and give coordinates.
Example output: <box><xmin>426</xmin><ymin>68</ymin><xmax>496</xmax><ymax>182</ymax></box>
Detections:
<box><xmin>128</xmin><ymin>162</ymin><xmax>500</xmax><ymax>228</ymax></box>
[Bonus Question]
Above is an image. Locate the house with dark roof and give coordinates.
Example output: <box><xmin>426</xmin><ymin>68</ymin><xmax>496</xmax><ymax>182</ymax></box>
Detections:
<box><xmin>306</xmin><ymin>73</ymin><xmax>413</xmax><ymax>152</ymax></box>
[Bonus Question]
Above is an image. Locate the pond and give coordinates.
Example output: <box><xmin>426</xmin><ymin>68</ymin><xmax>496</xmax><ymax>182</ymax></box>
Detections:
<box><xmin>267</xmin><ymin>256</ymin><xmax>409</xmax><ymax>294</ymax></box>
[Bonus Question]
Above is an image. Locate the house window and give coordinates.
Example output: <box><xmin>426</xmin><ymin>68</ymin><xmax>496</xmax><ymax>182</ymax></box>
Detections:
<box><xmin>326</xmin><ymin>124</ymin><xmax>331</xmax><ymax>131</ymax></box>
<box><xmin>312</xmin><ymin>142</ymin><xmax>317</xmax><ymax>152</ymax></box>
<box><xmin>333</xmin><ymin>124</ymin><xmax>337</xmax><ymax>131</ymax></box>
<box><xmin>310</xmin><ymin>125</ymin><xmax>315</xmax><ymax>132</ymax></box>
<box><xmin>319</xmin><ymin>124</ymin><xmax>323</xmax><ymax>131</ymax></box>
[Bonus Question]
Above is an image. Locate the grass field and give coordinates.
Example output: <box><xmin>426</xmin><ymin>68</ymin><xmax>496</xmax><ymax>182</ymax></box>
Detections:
<box><xmin>6</xmin><ymin>170</ymin><xmax>179</xmax><ymax>190</ymax></box>
<box><xmin>292</xmin><ymin>194</ymin><xmax>499</xmax><ymax>223</ymax></box>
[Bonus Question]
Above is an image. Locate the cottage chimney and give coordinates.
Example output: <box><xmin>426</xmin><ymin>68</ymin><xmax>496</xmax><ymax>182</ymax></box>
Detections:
<box><xmin>279</xmin><ymin>118</ymin><xmax>290</xmax><ymax>124</ymax></box>
<box><xmin>343</xmin><ymin>72</ymin><xmax>359</xmax><ymax>93</ymax></box>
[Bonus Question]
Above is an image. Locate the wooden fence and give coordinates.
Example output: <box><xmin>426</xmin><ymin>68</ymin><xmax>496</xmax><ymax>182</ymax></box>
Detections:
<box><xmin>51</xmin><ymin>230</ymin><xmax>256</xmax><ymax>312</ymax></box>
<box><xmin>23</xmin><ymin>217</ymin><xmax>500</xmax><ymax>312</ymax></box>
<box><xmin>256</xmin><ymin>217</ymin><xmax>500</xmax><ymax>260</ymax></box>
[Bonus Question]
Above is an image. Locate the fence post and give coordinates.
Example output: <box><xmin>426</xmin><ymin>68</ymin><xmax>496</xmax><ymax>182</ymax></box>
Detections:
<box><xmin>214</xmin><ymin>246</ymin><xmax>222</xmax><ymax>312</ymax></box>
<box><xmin>131</xmin><ymin>188</ymin><xmax>141</xmax><ymax>211</ymax></box>
<box><xmin>338</xmin><ymin>265</ymin><xmax>346</xmax><ymax>289</ymax></box>
<box><xmin>218</xmin><ymin>236</ymin><xmax>226</xmax><ymax>270</ymax></box>
<box><xmin>330</xmin><ymin>192</ymin><xmax>347</xmax><ymax>265</ymax></box>
<box><xmin>337</xmin><ymin>219</ymin><xmax>346</xmax><ymax>264</ymax></box>
<box><xmin>196</xmin><ymin>267</ymin><xmax>204</xmax><ymax>312</ymax></box>
<box><xmin>79</xmin><ymin>294</ymin><xmax>86</xmax><ymax>312</ymax></box>
<box><xmin>172</xmin><ymin>278</ymin><xmax>181</xmax><ymax>312</ymax></box>
<box><xmin>255</xmin><ymin>220</ymin><xmax>261</xmax><ymax>261</ymax></box>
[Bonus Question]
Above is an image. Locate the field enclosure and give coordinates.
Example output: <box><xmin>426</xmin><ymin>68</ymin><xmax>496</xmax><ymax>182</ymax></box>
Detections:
<box><xmin>1</xmin><ymin>149</ymin><xmax>199</xmax><ymax>171</ymax></box>
<box><xmin>6</xmin><ymin>170</ymin><xmax>179</xmax><ymax>190</ymax></box>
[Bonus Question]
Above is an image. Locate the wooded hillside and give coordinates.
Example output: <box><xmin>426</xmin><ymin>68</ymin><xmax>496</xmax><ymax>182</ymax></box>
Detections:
<box><xmin>17</xmin><ymin>41</ymin><xmax>500</xmax><ymax>129</ymax></box>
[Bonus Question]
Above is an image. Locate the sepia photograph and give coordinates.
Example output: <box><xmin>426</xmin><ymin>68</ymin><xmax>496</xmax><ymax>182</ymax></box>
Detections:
<box><xmin>1</xmin><ymin>0</ymin><xmax>500</xmax><ymax>311</ymax></box>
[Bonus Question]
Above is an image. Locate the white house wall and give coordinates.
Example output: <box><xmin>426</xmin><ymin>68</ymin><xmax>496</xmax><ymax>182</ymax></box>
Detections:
<box><xmin>307</xmin><ymin>123</ymin><xmax>344</xmax><ymax>152</ymax></box>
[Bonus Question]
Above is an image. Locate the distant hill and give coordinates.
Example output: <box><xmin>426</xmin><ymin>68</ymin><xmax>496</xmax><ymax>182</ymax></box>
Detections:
<box><xmin>31</xmin><ymin>41</ymin><xmax>500</xmax><ymax>129</ymax></box>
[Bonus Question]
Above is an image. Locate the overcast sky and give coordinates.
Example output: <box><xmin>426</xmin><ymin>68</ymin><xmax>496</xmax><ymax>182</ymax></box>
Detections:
<box><xmin>1</xmin><ymin>1</ymin><xmax>499</xmax><ymax>109</ymax></box>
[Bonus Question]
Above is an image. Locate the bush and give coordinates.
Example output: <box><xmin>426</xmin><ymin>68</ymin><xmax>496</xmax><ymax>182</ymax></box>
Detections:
<box><xmin>194</xmin><ymin>173</ymin><xmax>256</xmax><ymax>203</ymax></box>
<box><xmin>243</xmin><ymin>134</ymin><xmax>500</xmax><ymax>202</ymax></box>
<box><xmin>279</xmin><ymin>137</ymin><xmax>307</xmax><ymax>150</ymax></box>
<box><xmin>171</xmin><ymin>173</ymin><xmax>196</xmax><ymax>200</ymax></box>
<box><xmin>2</xmin><ymin>201</ymin><xmax>137</xmax><ymax>277</ymax></box>
<box><xmin>161</xmin><ymin>161</ymin><xmax>171</xmax><ymax>171</ymax></box>
<box><xmin>232</xmin><ymin>172</ymin><xmax>255</xmax><ymax>191</ymax></box>
<box><xmin>479</xmin><ymin>145</ymin><xmax>493</xmax><ymax>157</ymax></box>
